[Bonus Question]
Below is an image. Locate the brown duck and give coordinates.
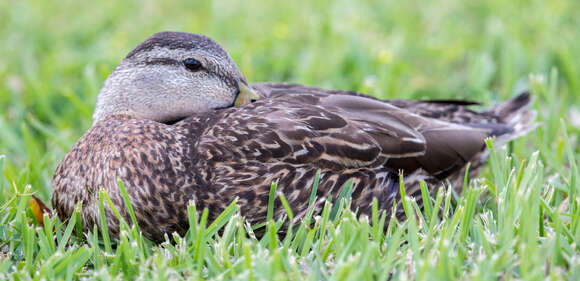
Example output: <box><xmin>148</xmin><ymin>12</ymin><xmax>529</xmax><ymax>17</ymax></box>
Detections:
<box><xmin>52</xmin><ymin>31</ymin><xmax>535</xmax><ymax>242</ymax></box>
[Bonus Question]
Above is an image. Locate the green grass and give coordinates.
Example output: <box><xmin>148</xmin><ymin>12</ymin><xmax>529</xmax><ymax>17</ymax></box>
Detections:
<box><xmin>1</xmin><ymin>0</ymin><xmax>580</xmax><ymax>279</ymax></box>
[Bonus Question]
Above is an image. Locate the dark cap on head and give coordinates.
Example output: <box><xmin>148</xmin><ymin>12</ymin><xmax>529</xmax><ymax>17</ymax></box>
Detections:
<box><xmin>125</xmin><ymin>31</ymin><xmax>230</xmax><ymax>60</ymax></box>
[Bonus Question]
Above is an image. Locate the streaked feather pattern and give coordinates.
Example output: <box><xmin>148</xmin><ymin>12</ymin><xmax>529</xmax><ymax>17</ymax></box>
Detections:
<box><xmin>52</xmin><ymin>82</ymin><xmax>535</xmax><ymax>242</ymax></box>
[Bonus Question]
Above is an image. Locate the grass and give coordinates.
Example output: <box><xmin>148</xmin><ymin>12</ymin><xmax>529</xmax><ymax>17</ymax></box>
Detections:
<box><xmin>1</xmin><ymin>0</ymin><xmax>580</xmax><ymax>279</ymax></box>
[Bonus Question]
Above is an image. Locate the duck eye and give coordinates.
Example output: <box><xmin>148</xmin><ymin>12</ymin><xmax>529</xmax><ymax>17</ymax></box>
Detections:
<box><xmin>183</xmin><ymin>58</ymin><xmax>202</xmax><ymax>72</ymax></box>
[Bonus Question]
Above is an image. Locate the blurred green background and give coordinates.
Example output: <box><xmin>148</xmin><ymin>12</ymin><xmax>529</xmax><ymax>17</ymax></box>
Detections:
<box><xmin>0</xmin><ymin>0</ymin><xmax>579</xmax><ymax>201</ymax></box>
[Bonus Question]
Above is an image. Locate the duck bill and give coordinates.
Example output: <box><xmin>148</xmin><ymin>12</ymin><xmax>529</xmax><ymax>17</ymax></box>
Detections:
<box><xmin>234</xmin><ymin>81</ymin><xmax>260</xmax><ymax>107</ymax></box>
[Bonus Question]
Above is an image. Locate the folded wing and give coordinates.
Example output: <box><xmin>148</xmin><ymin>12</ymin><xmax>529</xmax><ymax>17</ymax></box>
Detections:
<box><xmin>200</xmin><ymin>86</ymin><xmax>491</xmax><ymax>177</ymax></box>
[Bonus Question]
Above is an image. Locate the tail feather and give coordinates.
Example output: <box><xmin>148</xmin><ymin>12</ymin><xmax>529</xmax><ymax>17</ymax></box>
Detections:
<box><xmin>485</xmin><ymin>92</ymin><xmax>537</xmax><ymax>145</ymax></box>
<box><xmin>398</xmin><ymin>92</ymin><xmax>536</xmax><ymax>196</ymax></box>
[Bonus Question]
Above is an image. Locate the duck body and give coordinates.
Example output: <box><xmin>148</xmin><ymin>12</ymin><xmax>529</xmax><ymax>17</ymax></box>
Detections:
<box><xmin>53</xmin><ymin>81</ymin><xmax>534</xmax><ymax>243</ymax></box>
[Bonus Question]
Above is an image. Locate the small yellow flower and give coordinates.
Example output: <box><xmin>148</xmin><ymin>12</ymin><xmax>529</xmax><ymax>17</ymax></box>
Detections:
<box><xmin>378</xmin><ymin>49</ymin><xmax>393</xmax><ymax>64</ymax></box>
<box><xmin>273</xmin><ymin>23</ymin><xmax>289</xmax><ymax>39</ymax></box>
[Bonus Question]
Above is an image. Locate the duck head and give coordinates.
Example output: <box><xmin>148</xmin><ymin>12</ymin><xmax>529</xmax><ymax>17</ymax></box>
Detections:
<box><xmin>92</xmin><ymin>31</ymin><xmax>259</xmax><ymax>124</ymax></box>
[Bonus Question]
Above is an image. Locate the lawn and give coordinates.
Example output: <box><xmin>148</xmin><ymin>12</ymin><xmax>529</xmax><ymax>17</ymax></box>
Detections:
<box><xmin>1</xmin><ymin>0</ymin><xmax>579</xmax><ymax>279</ymax></box>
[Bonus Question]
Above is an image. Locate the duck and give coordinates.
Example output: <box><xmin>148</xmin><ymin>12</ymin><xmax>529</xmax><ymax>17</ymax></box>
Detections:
<box><xmin>51</xmin><ymin>31</ymin><xmax>535</xmax><ymax>243</ymax></box>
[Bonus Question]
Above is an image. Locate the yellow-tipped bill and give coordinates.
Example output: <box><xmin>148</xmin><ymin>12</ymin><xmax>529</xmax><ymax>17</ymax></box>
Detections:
<box><xmin>234</xmin><ymin>82</ymin><xmax>260</xmax><ymax>107</ymax></box>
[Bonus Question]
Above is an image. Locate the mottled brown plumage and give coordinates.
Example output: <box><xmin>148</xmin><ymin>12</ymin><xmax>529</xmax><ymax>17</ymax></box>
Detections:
<box><xmin>52</xmin><ymin>32</ymin><xmax>535</xmax><ymax>242</ymax></box>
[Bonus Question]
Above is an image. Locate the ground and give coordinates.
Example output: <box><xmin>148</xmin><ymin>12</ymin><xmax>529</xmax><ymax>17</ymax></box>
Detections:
<box><xmin>0</xmin><ymin>0</ymin><xmax>579</xmax><ymax>280</ymax></box>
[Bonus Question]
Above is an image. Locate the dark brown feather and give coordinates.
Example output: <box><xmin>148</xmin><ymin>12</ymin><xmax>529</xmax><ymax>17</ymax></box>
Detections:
<box><xmin>52</xmin><ymin>82</ymin><xmax>534</xmax><ymax>242</ymax></box>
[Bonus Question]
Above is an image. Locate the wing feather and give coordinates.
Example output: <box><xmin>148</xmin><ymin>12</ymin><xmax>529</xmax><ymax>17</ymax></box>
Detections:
<box><xmin>201</xmin><ymin>85</ymin><xmax>492</xmax><ymax>177</ymax></box>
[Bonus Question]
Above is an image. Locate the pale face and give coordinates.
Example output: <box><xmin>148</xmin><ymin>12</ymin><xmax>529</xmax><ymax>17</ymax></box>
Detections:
<box><xmin>92</xmin><ymin>32</ymin><xmax>254</xmax><ymax>124</ymax></box>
